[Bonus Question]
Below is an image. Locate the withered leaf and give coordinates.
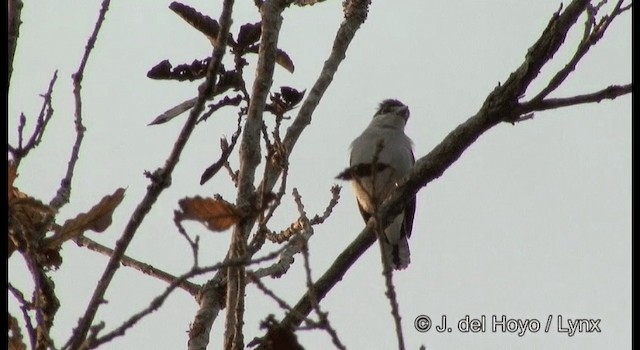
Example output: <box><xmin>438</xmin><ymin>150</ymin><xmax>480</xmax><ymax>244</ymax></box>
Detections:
<box><xmin>8</xmin><ymin>161</ymin><xmax>16</xmax><ymax>201</ymax></box>
<box><xmin>216</xmin><ymin>70</ymin><xmax>244</xmax><ymax>93</ymax></box>
<box><xmin>275</xmin><ymin>49</ymin><xmax>295</xmax><ymax>73</ymax></box>
<box><xmin>8</xmin><ymin>196</ymin><xmax>56</xmax><ymax>258</ymax></box>
<box><xmin>146</xmin><ymin>60</ymin><xmax>172</xmax><ymax>79</ymax></box>
<box><xmin>9</xmin><ymin>197</ymin><xmax>57</xmax><ymax>235</ymax></box>
<box><xmin>176</xmin><ymin>197</ymin><xmax>242</xmax><ymax>232</ymax></box>
<box><xmin>8</xmin><ymin>313</ymin><xmax>26</xmax><ymax>350</ymax></box>
<box><xmin>169</xmin><ymin>2</ymin><xmax>220</xmax><ymax>45</ymax></box>
<box><xmin>248</xmin><ymin>314</ymin><xmax>305</xmax><ymax>350</ymax></box>
<box><xmin>236</xmin><ymin>22</ymin><xmax>262</xmax><ymax>49</ymax></box>
<box><xmin>280</xmin><ymin>86</ymin><xmax>305</xmax><ymax>107</ymax></box>
<box><xmin>197</xmin><ymin>94</ymin><xmax>244</xmax><ymax>124</ymax></box>
<box><xmin>266</xmin><ymin>86</ymin><xmax>306</xmax><ymax>116</ymax></box>
<box><xmin>246</xmin><ymin>45</ymin><xmax>295</xmax><ymax>73</ymax></box>
<box><xmin>147</xmin><ymin>58</ymin><xmax>211</xmax><ymax>81</ymax></box>
<box><xmin>45</xmin><ymin>188</ymin><xmax>126</xmax><ymax>249</ymax></box>
<box><xmin>149</xmin><ymin>97</ymin><xmax>198</xmax><ymax>126</ymax></box>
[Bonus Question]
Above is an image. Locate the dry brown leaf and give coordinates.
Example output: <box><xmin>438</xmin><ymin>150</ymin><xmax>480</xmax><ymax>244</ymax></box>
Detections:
<box><xmin>8</xmin><ymin>313</ymin><xmax>26</xmax><ymax>350</ymax></box>
<box><xmin>177</xmin><ymin>196</ymin><xmax>242</xmax><ymax>232</ymax></box>
<box><xmin>45</xmin><ymin>188</ymin><xmax>126</xmax><ymax>249</ymax></box>
<box><xmin>7</xmin><ymin>161</ymin><xmax>28</xmax><ymax>201</ymax></box>
<box><xmin>169</xmin><ymin>2</ymin><xmax>220</xmax><ymax>45</ymax></box>
<box><xmin>246</xmin><ymin>46</ymin><xmax>295</xmax><ymax>73</ymax></box>
<box><xmin>8</xmin><ymin>196</ymin><xmax>57</xmax><ymax>258</ymax></box>
<box><xmin>275</xmin><ymin>49</ymin><xmax>295</xmax><ymax>73</ymax></box>
<box><xmin>8</xmin><ymin>161</ymin><xmax>16</xmax><ymax>201</ymax></box>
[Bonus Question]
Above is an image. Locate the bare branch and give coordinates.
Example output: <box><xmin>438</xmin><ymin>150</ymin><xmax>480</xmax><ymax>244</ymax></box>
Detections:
<box><xmin>9</xmin><ymin>71</ymin><xmax>58</xmax><ymax>168</ymax></box>
<box><xmin>22</xmin><ymin>253</ymin><xmax>60</xmax><ymax>350</ymax></box>
<box><xmin>259</xmin><ymin>0</ymin><xmax>372</xmax><ymax>195</ymax></box>
<box><xmin>191</xmin><ymin>1</ymin><xmax>373</xmax><ymax>343</ymax></box>
<box><xmin>299</xmin><ymin>231</ymin><xmax>346</xmax><ymax>350</ymax></box>
<box><xmin>86</xmin><ymin>250</ymin><xmax>283</xmax><ymax>349</ymax></box>
<box><xmin>375</xmin><ymin>226</ymin><xmax>405</xmax><ymax>350</ymax></box>
<box><xmin>217</xmin><ymin>0</ymin><xmax>291</xmax><ymax>348</ymax></box>
<box><xmin>74</xmin><ymin>236</ymin><xmax>201</xmax><ymax>296</ymax></box>
<box><xmin>188</xmin><ymin>245</ymin><xmax>291</xmax><ymax>350</ymax></box>
<box><xmin>8</xmin><ymin>282</ymin><xmax>36</xmax><ymax>350</ymax></box>
<box><xmin>49</xmin><ymin>0</ymin><xmax>112</xmax><ymax>210</ymax></box>
<box><xmin>200</xmin><ymin>113</ymin><xmax>244</xmax><ymax>184</ymax></box>
<box><xmin>64</xmin><ymin>0</ymin><xmax>236</xmax><ymax>347</ymax></box>
<box><xmin>529</xmin><ymin>0</ymin><xmax>631</xmax><ymax>102</ymax></box>
<box><xmin>518</xmin><ymin>83</ymin><xmax>631</xmax><ymax>117</ymax></box>
<box><xmin>173</xmin><ymin>209</ymin><xmax>201</xmax><ymax>267</ymax></box>
<box><xmin>275</xmin><ymin>0</ymin><xmax>601</xmax><ymax>333</ymax></box>
<box><xmin>8</xmin><ymin>0</ymin><xmax>23</xmax><ymax>89</ymax></box>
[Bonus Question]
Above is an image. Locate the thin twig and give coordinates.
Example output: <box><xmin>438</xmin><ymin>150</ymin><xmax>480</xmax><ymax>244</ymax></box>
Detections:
<box><xmin>49</xmin><ymin>0</ymin><xmax>112</xmax><ymax>210</ymax></box>
<box><xmin>8</xmin><ymin>282</ymin><xmax>37</xmax><ymax>350</ymax></box>
<box><xmin>22</xmin><ymin>253</ymin><xmax>59</xmax><ymax>350</ymax></box>
<box><xmin>529</xmin><ymin>0</ymin><xmax>630</xmax><ymax>103</ymax></box>
<box><xmin>65</xmin><ymin>0</ymin><xmax>235</xmax><ymax>347</ymax></box>
<box><xmin>300</xmin><ymin>234</ymin><xmax>346</xmax><ymax>350</ymax></box>
<box><xmin>375</xmin><ymin>222</ymin><xmax>405</xmax><ymax>350</ymax></box>
<box><xmin>10</xmin><ymin>71</ymin><xmax>58</xmax><ymax>168</ymax></box>
<box><xmin>74</xmin><ymin>236</ymin><xmax>201</xmax><ymax>296</ymax></box>
<box><xmin>174</xmin><ymin>208</ymin><xmax>201</xmax><ymax>267</ymax></box>
<box><xmin>518</xmin><ymin>83</ymin><xmax>631</xmax><ymax>117</ymax></box>
<box><xmin>87</xmin><ymin>249</ymin><xmax>284</xmax><ymax>349</ymax></box>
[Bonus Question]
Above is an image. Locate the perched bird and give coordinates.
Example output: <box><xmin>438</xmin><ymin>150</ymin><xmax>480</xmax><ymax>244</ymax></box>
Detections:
<box><xmin>348</xmin><ymin>99</ymin><xmax>416</xmax><ymax>270</ymax></box>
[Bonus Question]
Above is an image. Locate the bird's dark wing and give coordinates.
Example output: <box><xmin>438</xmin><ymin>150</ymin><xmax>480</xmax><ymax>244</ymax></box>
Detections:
<box><xmin>402</xmin><ymin>196</ymin><xmax>416</xmax><ymax>239</ymax></box>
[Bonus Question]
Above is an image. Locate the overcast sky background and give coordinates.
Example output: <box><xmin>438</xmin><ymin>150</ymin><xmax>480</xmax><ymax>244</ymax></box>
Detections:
<box><xmin>8</xmin><ymin>1</ymin><xmax>631</xmax><ymax>349</ymax></box>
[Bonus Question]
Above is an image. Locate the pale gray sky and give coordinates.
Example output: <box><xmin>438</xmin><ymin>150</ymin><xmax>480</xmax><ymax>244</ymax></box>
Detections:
<box><xmin>8</xmin><ymin>1</ymin><xmax>631</xmax><ymax>349</ymax></box>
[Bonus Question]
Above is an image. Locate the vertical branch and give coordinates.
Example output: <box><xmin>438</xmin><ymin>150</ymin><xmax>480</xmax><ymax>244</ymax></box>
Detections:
<box><xmin>259</xmin><ymin>0</ymin><xmax>371</xmax><ymax>195</ymax></box>
<box><xmin>8</xmin><ymin>0</ymin><xmax>24</xmax><ymax>90</ymax></box>
<box><xmin>22</xmin><ymin>255</ymin><xmax>60</xmax><ymax>350</ymax></box>
<box><xmin>374</xmin><ymin>221</ymin><xmax>405</xmax><ymax>350</ymax></box>
<box><xmin>192</xmin><ymin>2</ymin><xmax>372</xmax><ymax>343</ymax></box>
<box><xmin>65</xmin><ymin>1</ymin><xmax>236</xmax><ymax>349</ymax></box>
<box><xmin>49</xmin><ymin>0</ymin><xmax>111</xmax><ymax>210</ymax></box>
<box><xmin>225</xmin><ymin>1</ymin><xmax>288</xmax><ymax>349</ymax></box>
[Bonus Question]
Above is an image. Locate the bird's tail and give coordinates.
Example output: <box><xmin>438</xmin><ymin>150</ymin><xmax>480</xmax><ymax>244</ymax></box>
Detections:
<box><xmin>384</xmin><ymin>237</ymin><xmax>410</xmax><ymax>270</ymax></box>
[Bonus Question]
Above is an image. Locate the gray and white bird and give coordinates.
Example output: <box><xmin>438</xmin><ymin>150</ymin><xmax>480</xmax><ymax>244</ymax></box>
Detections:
<box><xmin>348</xmin><ymin>99</ymin><xmax>416</xmax><ymax>270</ymax></box>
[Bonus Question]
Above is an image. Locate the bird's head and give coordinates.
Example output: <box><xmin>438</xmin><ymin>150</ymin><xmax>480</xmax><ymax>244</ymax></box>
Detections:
<box><xmin>372</xmin><ymin>99</ymin><xmax>410</xmax><ymax>128</ymax></box>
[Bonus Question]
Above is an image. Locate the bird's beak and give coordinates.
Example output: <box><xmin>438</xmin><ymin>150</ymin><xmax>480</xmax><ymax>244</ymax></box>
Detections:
<box><xmin>400</xmin><ymin>106</ymin><xmax>410</xmax><ymax>121</ymax></box>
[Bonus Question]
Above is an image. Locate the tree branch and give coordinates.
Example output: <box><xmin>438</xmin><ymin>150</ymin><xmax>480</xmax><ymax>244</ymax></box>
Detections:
<box><xmin>9</xmin><ymin>71</ymin><xmax>58</xmax><ymax>168</ymax></box>
<box><xmin>260</xmin><ymin>0</ymin><xmax>371</xmax><ymax>194</ymax></box>
<box><xmin>74</xmin><ymin>236</ymin><xmax>201</xmax><ymax>296</ymax></box>
<box><xmin>49</xmin><ymin>0</ymin><xmax>111</xmax><ymax>210</ymax></box>
<box><xmin>518</xmin><ymin>83</ymin><xmax>631</xmax><ymax>117</ymax></box>
<box><xmin>64</xmin><ymin>0</ymin><xmax>235</xmax><ymax>347</ymax></box>
<box><xmin>529</xmin><ymin>0</ymin><xmax>631</xmax><ymax>102</ymax></box>
<box><xmin>8</xmin><ymin>0</ymin><xmax>23</xmax><ymax>90</ymax></box>
<box><xmin>276</xmin><ymin>0</ymin><xmax>599</xmax><ymax>332</ymax></box>
<box><xmin>225</xmin><ymin>0</ymin><xmax>291</xmax><ymax>348</ymax></box>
